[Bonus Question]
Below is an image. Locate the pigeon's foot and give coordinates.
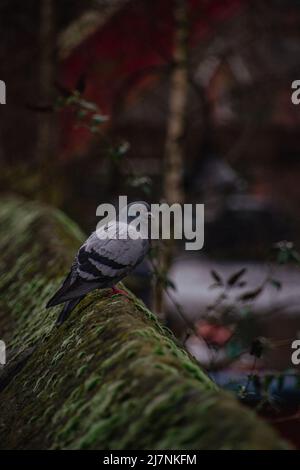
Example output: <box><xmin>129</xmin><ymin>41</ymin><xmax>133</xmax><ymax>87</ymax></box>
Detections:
<box><xmin>109</xmin><ymin>286</ymin><xmax>130</xmax><ymax>300</ymax></box>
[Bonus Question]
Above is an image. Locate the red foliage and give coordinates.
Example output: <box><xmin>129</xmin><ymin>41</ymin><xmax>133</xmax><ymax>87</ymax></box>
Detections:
<box><xmin>59</xmin><ymin>0</ymin><xmax>244</xmax><ymax>158</ymax></box>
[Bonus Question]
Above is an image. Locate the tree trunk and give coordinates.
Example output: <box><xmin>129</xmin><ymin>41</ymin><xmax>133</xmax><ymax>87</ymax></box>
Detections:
<box><xmin>163</xmin><ymin>0</ymin><xmax>188</xmax><ymax>205</ymax></box>
<box><xmin>154</xmin><ymin>0</ymin><xmax>189</xmax><ymax>316</ymax></box>
<box><xmin>0</xmin><ymin>197</ymin><xmax>288</xmax><ymax>449</ymax></box>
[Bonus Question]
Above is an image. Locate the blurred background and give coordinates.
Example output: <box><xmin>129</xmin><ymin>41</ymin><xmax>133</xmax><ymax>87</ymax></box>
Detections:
<box><xmin>1</xmin><ymin>0</ymin><xmax>300</xmax><ymax>444</ymax></box>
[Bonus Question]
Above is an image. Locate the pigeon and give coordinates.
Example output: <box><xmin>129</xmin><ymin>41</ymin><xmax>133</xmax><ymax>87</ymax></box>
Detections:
<box><xmin>46</xmin><ymin>202</ymin><xmax>152</xmax><ymax>325</ymax></box>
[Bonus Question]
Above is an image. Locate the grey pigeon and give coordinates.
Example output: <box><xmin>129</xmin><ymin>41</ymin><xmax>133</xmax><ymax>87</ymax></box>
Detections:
<box><xmin>46</xmin><ymin>202</ymin><xmax>151</xmax><ymax>325</ymax></box>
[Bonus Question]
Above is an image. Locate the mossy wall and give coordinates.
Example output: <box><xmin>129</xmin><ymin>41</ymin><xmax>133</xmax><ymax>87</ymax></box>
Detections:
<box><xmin>0</xmin><ymin>198</ymin><xmax>289</xmax><ymax>449</ymax></box>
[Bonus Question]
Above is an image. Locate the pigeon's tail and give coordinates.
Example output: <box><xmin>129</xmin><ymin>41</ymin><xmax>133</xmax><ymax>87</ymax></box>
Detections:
<box><xmin>56</xmin><ymin>296</ymin><xmax>84</xmax><ymax>326</ymax></box>
<box><xmin>46</xmin><ymin>274</ymin><xmax>101</xmax><ymax>308</ymax></box>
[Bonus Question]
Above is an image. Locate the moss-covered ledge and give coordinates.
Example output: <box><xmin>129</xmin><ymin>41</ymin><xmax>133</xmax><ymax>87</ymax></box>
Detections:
<box><xmin>0</xmin><ymin>197</ymin><xmax>288</xmax><ymax>449</ymax></box>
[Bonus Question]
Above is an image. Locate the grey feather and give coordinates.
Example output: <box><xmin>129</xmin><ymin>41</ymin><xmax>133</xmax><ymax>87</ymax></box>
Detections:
<box><xmin>46</xmin><ymin>203</ymin><xmax>151</xmax><ymax>323</ymax></box>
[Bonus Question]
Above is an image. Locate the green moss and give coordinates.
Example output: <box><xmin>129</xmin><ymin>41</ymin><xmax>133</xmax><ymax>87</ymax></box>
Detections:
<box><xmin>84</xmin><ymin>375</ymin><xmax>102</xmax><ymax>392</ymax></box>
<box><xmin>0</xmin><ymin>197</ymin><xmax>289</xmax><ymax>450</ymax></box>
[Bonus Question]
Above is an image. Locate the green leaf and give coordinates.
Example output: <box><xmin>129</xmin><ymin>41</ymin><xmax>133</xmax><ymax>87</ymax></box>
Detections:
<box><xmin>77</xmin><ymin>109</ymin><xmax>87</xmax><ymax>120</ymax></box>
<box><xmin>239</xmin><ymin>306</ymin><xmax>251</xmax><ymax>317</ymax></box>
<box><xmin>291</xmin><ymin>250</ymin><xmax>300</xmax><ymax>263</ymax></box>
<box><xmin>263</xmin><ymin>374</ymin><xmax>274</xmax><ymax>391</ymax></box>
<box><xmin>237</xmin><ymin>281</ymin><xmax>246</xmax><ymax>288</ymax></box>
<box><xmin>227</xmin><ymin>268</ymin><xmax>247</xmax><ymax>286</ymax></box>
<box><xmin>210</xmin><ymin>270</ymin><xmax>223</xmax><ymax>284</ymax></box>
<box><xmin>238</xmin><ymin>286</ymin><xmax>263</xmax><ymax>302</ymax></box>
<box><xmin>92</xmin><ymin>113</ymin><xmax>108</xmax><ymax>124</ymax></box>
<box><xmin>78</xmin><ymin>98</ymin><xmax>98</xmax><ymax>111</ymax></box>
<box><xmin>277</xmin><ymin>250</ymin><xmax>290</xmax><ymax>264</ymax></box>
<box><xmin>165</xmin><ymin>278</ymin><xmax>176</xmax><ymax>291</ymax></box>
<box><xmin>269</xmin><ymin>278</ymin><xmax>282</xmax><ymax>290</ymax></box>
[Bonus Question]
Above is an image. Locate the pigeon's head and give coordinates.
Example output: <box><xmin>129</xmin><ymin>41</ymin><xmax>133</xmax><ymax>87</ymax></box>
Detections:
<box><xmin>120</xmin><ymin>201</ymin><xmax>152</xmax><ymax>224</ymax></box>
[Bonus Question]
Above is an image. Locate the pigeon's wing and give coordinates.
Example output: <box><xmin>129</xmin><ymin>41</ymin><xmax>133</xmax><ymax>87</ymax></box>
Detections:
<box><xmin>46</xmin><ymin>221</ymin><xmax>150</xmax><ymax>308</ymax></box>
<box><xmin>46</xmin><ymin>262</ymin><xmax>76</xmax><ymax>307</ymax></box>
<box><xmin>46</xmin><ymin>276</ymin><xmax>101</xmax><ymax>307</ymax></box>
<box><xmin>79</xmin><ymin>222</ymin><xmax>150</xmax><ymax>281</ymax></box>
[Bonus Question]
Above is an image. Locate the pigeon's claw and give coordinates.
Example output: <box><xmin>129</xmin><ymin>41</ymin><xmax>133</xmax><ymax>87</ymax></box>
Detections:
<box><xmin>110</xmin><ymin>286</ymin><xmax>130</xmax><ymax>299</ymax></box>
